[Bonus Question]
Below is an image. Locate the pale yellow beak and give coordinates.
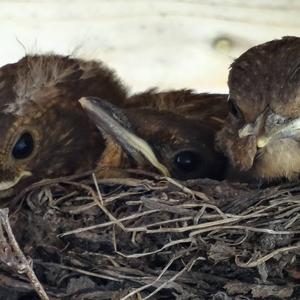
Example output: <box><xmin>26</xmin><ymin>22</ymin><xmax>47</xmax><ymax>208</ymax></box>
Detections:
<box><xmin>79</xmin><ymin>97</ymin><xmax>170</xmax><ymax>177</ymax></box>
<box><xmin>0</xmin><ymin>171</ymin><xmax>32</xmax><ymax>191</ymax></box>
<box><xmin>257</xmin><ymin>136</ymin><xmax>269</xmax><ymax>148</ymax></box>
<box><xmin>256</xmin><ymin>116</ymin><xmax>300</xmax><ymax>148</ymax></box>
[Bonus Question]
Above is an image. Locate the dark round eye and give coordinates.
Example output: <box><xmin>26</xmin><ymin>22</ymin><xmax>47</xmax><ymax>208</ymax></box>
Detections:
<box><xmin>12</xmin><ymin>132</ymin><xmax>34</xmax><ymax>159</ymax></box>
<box><xmin>228</xmin><ymin>98</ymin><xmax>242</xmax><ymax>119</ymax></box>
<box><xmin>174</xmin><ymin>151</ymin><xmax>199</xmax><ymax>172</ymax></box>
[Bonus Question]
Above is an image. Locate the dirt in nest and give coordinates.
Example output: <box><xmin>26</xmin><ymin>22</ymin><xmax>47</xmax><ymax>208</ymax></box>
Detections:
<box><xmin>0</xmin><ymin>171</ymin><xmax>300</xmax><ymax>300</ymax></box>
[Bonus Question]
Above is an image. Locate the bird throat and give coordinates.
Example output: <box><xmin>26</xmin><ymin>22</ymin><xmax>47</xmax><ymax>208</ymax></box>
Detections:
<box><xmin>96</xmin><ymin>137</ymin><xmax>130</xmax><ymax>177</ymax></box>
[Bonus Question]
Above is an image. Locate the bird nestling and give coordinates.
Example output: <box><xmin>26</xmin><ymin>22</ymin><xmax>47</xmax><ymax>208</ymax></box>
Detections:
<box><xmin>0</xmin><ymin>54</ymin><xmax>127</xmax><ymax>198</ymax></box>
<box><xmin>80</xmin><ymin>90</ymin><xmax>229</xmax><ymax>180</ymax></box>
<box><xmin>0</xmin><ymin>54</ymin><xmax>228</xmax><ymax>199</ymax></box>
<box><xmin>216</xmin><ymin>36</ymin><xmax>300</xmax><ymax>181</ymax></box>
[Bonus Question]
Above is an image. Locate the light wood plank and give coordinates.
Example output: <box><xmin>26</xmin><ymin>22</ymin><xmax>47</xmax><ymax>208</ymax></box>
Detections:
<box><xmin>0</xmin><ymin>0</ymin><xmax>299</xmax><ymax>93</ymax></box>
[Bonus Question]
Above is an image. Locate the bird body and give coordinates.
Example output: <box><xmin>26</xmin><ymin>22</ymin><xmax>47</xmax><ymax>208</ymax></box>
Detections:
<box><xmin>0</xmin><ymin>54</ymin><xmax>127</xmax><ymax>198</ymax></box>
<box><xmin>81</xmin><ymin>90</ymin><xmax>229</xmax><ymax>180</ymax></box>
<box><xmin>0</xmin><ymin>53</ymin><xmax>229</xmax><ymax>199</ymax></box>
<box><xmin>217</xmin><ymin>36</ymin><xmax>300</xmax><ymax>181</ymax></box>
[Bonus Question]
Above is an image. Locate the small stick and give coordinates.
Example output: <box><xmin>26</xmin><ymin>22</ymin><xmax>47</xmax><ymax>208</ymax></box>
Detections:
<box><xmin>0</xmin><ymin>208</ymin><xmax>49</xmax><ymax>300</ymax></box>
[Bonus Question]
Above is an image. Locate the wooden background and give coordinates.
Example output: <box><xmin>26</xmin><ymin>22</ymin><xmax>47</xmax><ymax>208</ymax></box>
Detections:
<box><xmin>0</xmin><ymin>0</ymin><xmax>299</xmax><ymax>93</ymax></box>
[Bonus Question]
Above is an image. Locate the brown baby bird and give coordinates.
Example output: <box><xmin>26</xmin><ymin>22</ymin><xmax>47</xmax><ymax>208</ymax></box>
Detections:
<box><xmin>80</xmin><ymin>90</ymin><xmax>229</xmax><ymax>180</ymax></box>
<box><xmin>217</xmin><ymin>36</ymin><xmax>300</xmax><ymax>182</ymax></box>
<box><xmin>0</xmin><ymin>54</ymin><xmax>228</xmax><ymax>199</ymax></box>
<box><xmin>0</xmin><ymin>54</ymin><xmax>127</xmax><ymax>198</ymax></box>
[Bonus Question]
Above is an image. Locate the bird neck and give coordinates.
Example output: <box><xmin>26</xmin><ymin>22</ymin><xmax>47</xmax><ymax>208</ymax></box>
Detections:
<box><xmin>95</xmin><ymin>137</ymin><xmax>130</xmax><ymax>178</ymax></box>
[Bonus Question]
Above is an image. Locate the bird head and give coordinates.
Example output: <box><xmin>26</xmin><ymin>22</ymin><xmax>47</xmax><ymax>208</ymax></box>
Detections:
<box><xmin>0</xmin><ymin>54</ymin><xmax>127</xmax><ymax>198</ymax></box>
<box><xmin>216</xmin><ymin>36</ymin><xmax>300</xmax><ymax>181</ymax></box>
<box><xmin>80</xmin><ymin>90</ymin><xmax>228</xmax><ymax>180</ymax></box>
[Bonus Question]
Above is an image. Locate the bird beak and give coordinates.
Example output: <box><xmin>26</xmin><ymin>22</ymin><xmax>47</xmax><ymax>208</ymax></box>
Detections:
<box><xmin>256</xmin><ymin>136</ymin><xmax>269</xmax><ymax>148</ymax></box>
<box><xmin>79</xmin><ymin>97</ymin><xmax>170</xmax><ymax>177</ymax></box>
<box><xmin>0</xmin><ymin>171</ymin><xmax>32</xmax><ymax>191</ymax></box>
<box><xmin>238</xmin><ymin>123</ymin><xmax>256</xmax><ymax>138</ymax></box>
<box><xmin>239</xmin><ymin>108</ymin><xmax>300</xmax><ymax>149</ymax></box>
<box><xmin>258</xmin><ymin>116</ymin><xmax>300</xmax><ymax>147</ymax></box>
<box><xmin>238</xmin><ymin>111</ymin><xmax>265</xmax><ymax>141</ymax></box>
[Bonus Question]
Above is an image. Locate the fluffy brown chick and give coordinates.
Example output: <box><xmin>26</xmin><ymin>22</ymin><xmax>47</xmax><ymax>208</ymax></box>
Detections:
<box><xmin>81</xmin><ymin>90</ymin><xmax>229</xmax><ymax>180</ymax></box>
<box><xmin>0</xmin><ymin>54</ymin><xmax>127</xmax><ymax>198</ymax></box>
<box><xmin>216</xmin><ymin>36</ymin><xmax>300</xmax><ymax>181</ymax></box>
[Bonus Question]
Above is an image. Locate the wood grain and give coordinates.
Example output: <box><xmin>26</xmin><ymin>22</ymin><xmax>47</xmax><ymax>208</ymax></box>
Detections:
<box><xmin>0</xmin><ymin>0</ymin><xmax>299</xmax><ymax>93</ymax></box>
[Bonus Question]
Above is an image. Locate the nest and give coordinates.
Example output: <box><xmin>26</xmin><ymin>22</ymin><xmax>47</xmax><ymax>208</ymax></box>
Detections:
<box><xmin>0</xmin><ymin>170</ymin><xmax>300</xmax><ymax>299</ymax></box>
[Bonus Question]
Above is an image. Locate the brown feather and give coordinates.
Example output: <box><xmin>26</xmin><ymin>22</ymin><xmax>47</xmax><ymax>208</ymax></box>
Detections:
<box><xmin>90</xmin><ymin>90</ymin><xmax>229</xmax><ymax>180</ymax></box>
<box><xmin>217</xmin><ymin>36</ymin><xmax>300</xmax><ymax>181</ymax></box>
<box><xmin>0</xmin><ymin>54</ymin><xmax>127</xmax><ymax>198</ymax></box>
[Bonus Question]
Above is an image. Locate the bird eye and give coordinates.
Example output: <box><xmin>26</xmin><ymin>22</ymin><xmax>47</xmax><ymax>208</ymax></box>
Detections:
<box><xmin>228</xmin><ymin>98</ymin><xmax>243</xmax><ymax>119</ymax></box>
<box><xmin>12</xmin><ymin>132</ymin><xmax>34</xmax><ymax>159</ymax></box>
<box><xmin>174</xmin><ymin>150</ymin><xmax>198</xmax><ymax>172</ymax></box>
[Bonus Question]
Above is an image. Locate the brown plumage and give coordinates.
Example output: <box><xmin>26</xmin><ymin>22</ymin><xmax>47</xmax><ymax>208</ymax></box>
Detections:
<box><xmin>81</xmin><ymin>90</ymin><xmax>229</xmax><ymax>180</ymax></box>
<box><xmin>216</xmin><ymin>36</ymin><xmax>300</xmax><ymax>181</ymax></box>
<box><xmin>0</xmin><ymin>54</ymin><xmax>229</xmax><ymax>199</ymax></box>
<box><xmin>0</xmin><ymin>54</ymin><xmax>127</xmax><ymax>198</ymax></box>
